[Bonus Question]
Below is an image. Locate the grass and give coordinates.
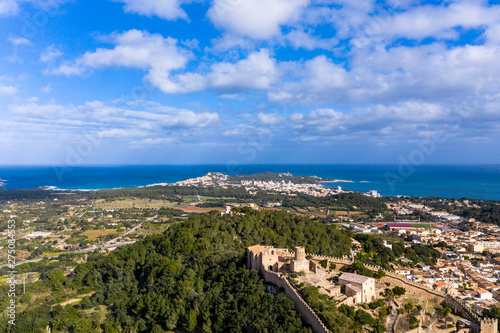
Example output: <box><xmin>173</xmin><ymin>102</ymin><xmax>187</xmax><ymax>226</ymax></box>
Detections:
<box><xmin>95</xmin><ymin>198</ymin><xmax>178</xmax><ymax>209</ymax></box>
<box><xmin>411</xmin><ymin>223</ymin><xmax>437</xmax><ymax>229</ymax></box>
<box><xmin>81</xmin><ymin>229</ymin><xmax>118</xmax><ymax>240</ymax></box>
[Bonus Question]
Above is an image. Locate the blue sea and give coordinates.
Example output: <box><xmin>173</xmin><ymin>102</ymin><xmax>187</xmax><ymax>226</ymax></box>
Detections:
<box><xmin>0</xmin><ymin>165</ymin><xmax>499</xmax><ymax>200</ymax></box>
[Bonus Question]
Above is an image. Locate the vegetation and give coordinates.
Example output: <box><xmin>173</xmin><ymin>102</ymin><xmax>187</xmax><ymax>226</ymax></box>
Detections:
<box><xmin>354</xmin><ymin>234</ymin><xmax>439</xmax><ymax>269</ymax></box>
<box><xmin>1</xmin><ymin>209</ymin><xmax>353</xmax><ymax>332</ymax></box>
<box><xmin>300</xmin><ymin>286</ymin><xmax>386</xmax><ymax>332</ymax></box>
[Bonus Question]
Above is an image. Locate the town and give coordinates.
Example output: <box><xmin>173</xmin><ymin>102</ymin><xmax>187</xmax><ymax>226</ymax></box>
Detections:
<box><xmin>1</xmin><ymin>172</ymin><xmax>500</xmax><ymax>332</ymax></box>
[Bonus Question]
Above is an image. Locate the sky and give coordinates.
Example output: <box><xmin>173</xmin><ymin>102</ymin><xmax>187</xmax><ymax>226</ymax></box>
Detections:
<box><xmin>0</xmin><ymin>0</ymin><xmax>499</xmax><ymax>166</ymax></box>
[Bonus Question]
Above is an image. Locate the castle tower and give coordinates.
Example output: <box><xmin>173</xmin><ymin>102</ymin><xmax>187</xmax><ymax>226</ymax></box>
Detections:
<box><xmin>481</xmin><ymin>318</ymin><xmax>498</xmax><ymax>333</ymax></box>
<box><xmin>295</xmin><ymin>246</ymin><xmax>306</xmax><ymax>261</ymax></box>
<box><xmin>291</xmin><ymin>247</ymin><xmax>309</xmax><ymax>272</ymax></box>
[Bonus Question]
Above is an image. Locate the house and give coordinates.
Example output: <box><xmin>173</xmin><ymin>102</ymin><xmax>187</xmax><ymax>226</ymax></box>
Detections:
<box><xmin>339</xmin><ymin>273</ymin><xmax>376</xmax><ymax>304</ymax></box>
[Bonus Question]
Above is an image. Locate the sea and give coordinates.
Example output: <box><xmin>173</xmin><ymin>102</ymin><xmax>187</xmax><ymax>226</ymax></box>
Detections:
<box><xmin>0</xmin><ymin>165</ymin><xmax>499</xmax><ymax>200</ymax></box>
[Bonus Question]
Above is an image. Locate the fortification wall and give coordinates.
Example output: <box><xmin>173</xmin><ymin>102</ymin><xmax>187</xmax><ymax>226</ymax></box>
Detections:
<box><xmin>312</xmin><ymin>253</ymin><xmax>483</xmax><ymax>325</ymax></box>
<box><xmin>262</xmin><ymin>269</ymin><xmax>331</xmax><ymax>333</ymax></box>
<box><xmin>250</xmin><ymin>247</ymin><xmax>483</xmax><ymax>329</ymax></box>
<box><xmin>311</xmin><ymin>255</ymin><xmax>353</xmax><ymax>271</ymax></box>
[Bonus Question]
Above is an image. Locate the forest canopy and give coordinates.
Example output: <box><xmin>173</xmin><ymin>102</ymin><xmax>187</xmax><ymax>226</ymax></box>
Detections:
<box><xmin>2</xmin><ymin>209</ymin><xmax>352</xmax><ymax>332</ymax></box>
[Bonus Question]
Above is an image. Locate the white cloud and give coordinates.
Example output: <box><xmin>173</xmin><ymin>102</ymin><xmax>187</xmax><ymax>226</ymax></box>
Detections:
<box><xmin>8</xmin><ymin>36</ymin><xmax>31</xmax><ymax>46</ymax></box>
<box><xmin>0</xmin><ymin>0</ymin><xmax>20</xmax><ymax>16</ymax></box>
<box><xmin>209</xmin><ymin>49</ymin><xmax>278</xmax><ymax>91</ymax></box>
<box><xmin>258</xmin><ymin>112</ymin><xmax>283</xmax><ymax>125</ymax></box>
<box><xmin>49</xmin><ymin>30</ymin><xmax>192</xmax><ymax>85</ymax></box>
<box><xmin>485</xmin><ymin>24</ymin><xmax>500</xmax><ymax>45</ymax></box>
<box><xmin>132</xmin><ymin>137</ymin><xmax>178</xmax><ymax>145</ymax></box>
<box><xmin>0</xmin><ymin>0</ymin><xmax>70</xmax><ymax>17</ymax></box>
<box><xmin>97</xmin><ymin>128</ymin><xmax>147</xmax><ymax>138</ymax></box>
<box><xmin>269</xmin><ymin>55</ymin><xmax>351</xmax><ymax>103</ymax></box>
<box><xmin>41</xmin><ymin>84</ymin><xmax>52</xmax><ymax>93</ymax></box>
<box><xmin>161</xmin><ymin>110</ymin><xmax>219</xmax><ymax>128</ymax></box>
<box><xmin>208</xmin><ymin>0</ymin><xmax>310</xmax><ymax>39</ymax></box>
<box><xmin>0</xmin><ymin>84</ymin><xmax>17</xmax><ymax>96</ymax></box>
<box><xmin>10</xmin><ymin>102</ymin><xmax>76</xmax><ymax>119</ymax></box>
<box><xmin>112</xmin><ymin>0</ymin><xmax>188</xmax><ymax>20</ymax></box>
<box><xmin>40</xmin><ymin>45</ymin><xmax>62</xmax><ymax>62</ymax></box>
<box><xmin>285</xmin><ymin>30</ymin><xmax>337</xmax><ymax>50</ymax></box>
<box><xmin>9</xmin><ymin>99</ymin><xmax>219</xmax><ymax>130</ymax></box>
<box><xmin>372</xmin><ymin>2</ymin><xmax>500</xmax><ymax>41</ymax></box>
<box><xmin>152</xmin><ymin>49</ymin><xmax>279</xmax><ymax>93</ymax></box>
<box><xmin>286</xmin><ymin>101</ymin><xmax>457</xmax><ymax>142</ymax></box>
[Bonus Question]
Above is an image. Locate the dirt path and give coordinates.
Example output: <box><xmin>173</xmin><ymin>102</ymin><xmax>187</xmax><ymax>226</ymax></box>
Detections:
<box><xmin>387</xmin><ymin>297</ymin><xmax>399</xmax><ymax>333</ymax></box>
<box><xmin>58</xmin><ymin>292</ymin><xmax>95</xmax><ymax>306</ymax></box>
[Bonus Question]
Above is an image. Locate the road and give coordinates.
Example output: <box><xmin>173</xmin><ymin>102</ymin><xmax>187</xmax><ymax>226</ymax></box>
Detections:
<box><xmin>0</xmin><ymin>241</ymin><xmax>137</xmax><ymax>268</ymax></box>
<box><xmin>78</xmin><ymin>199</ymin><xmax>95</xmax><ymax>218</ymax></box>
<box><xmin>1</xmin><ymin>218</ymin><xmax>146</xmax><ymax>269</ymax></box>
<box><xmin>107</xmin><ymin>222</ymin><xmax>143</xmax><ymax>244</ymax></box>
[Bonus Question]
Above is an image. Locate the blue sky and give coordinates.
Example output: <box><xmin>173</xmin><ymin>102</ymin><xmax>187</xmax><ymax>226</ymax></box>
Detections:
<box><xmin>0</xmin><ymin>0</ymin><xmax>499</xmax><ymax>165</ymax></box>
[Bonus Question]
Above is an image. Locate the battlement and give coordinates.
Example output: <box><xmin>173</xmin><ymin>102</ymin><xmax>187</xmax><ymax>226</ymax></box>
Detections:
<box><xmin>248</xmin><ymin>245</ymin><xmax>492</xmax><ymax>330</ymax></box>
<box><xmin>262</xmin><ymin>268</ymin><xmax>331</xmax><ymax>333</ymax></box>
<box><xmin>481</xmin><ymin>317</ymin><xmax>499</xmax><ymax>333</ymax></box>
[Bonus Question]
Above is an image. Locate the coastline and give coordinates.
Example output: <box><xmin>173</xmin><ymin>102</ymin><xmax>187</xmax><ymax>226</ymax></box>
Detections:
<box><xmin>320</xmin><ymin>180</ymin><xmax>354</xmax><ymax>183</ymax></box>
<box><xmin>0</xmin><ymin>165</ymin><xmax>498</xmax><ymax>200</ymax></box>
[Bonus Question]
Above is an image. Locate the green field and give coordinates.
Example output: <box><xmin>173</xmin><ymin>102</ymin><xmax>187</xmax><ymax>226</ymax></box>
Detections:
<box><xmin>411</xmin><ymin>223</ymin><xmax>437</xmax><ymax>229</ymax></box>
<box><xmin>81</xmin><ymin>229</ymin><xmax>118</xmax><ymax>240</ymax></box>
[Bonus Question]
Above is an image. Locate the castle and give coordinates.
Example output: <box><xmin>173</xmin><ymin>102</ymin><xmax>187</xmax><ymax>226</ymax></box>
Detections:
<box><xmin>247</xmin><ymin>245</ymin><xmax>376</xmax><ymax>304</ymax></box>
<box><xmin>247</xmin><ymin>245</ymin><xmax>499</xmax><ymax>333</ymax></box>
<box><xmin>247</xmin><ymin>245</ymin><xmax>309</xmax><ymax>273</ymax></box>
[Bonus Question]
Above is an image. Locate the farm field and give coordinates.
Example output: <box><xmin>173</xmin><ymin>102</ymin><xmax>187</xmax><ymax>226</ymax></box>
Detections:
<box><xmin>81</xmin><ymin>229</ymin><xmax>118</xmax><ymax>240</ymax></box>
<box><xmin>95</xmin><ymin>198</ymin><xmax>180</xmax><ymax>209</ymax></box>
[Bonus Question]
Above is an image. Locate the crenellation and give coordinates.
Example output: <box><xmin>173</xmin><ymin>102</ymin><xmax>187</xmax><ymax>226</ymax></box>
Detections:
<box><xmin>248</xmin><ymin>245</ymin><xmax>497</xmax><ymax>333</ymax></box>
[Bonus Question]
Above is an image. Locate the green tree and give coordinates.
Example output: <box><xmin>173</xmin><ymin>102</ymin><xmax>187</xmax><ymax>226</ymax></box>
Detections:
<box><xmin>393</xmin><ymin>286</ymin><xmax>406</xmax><ymax>296</ymax></box>
<box><xmin>442</xmin><ymin>305</ymin><xmax>452</xmax><ymax>327</ymax></box>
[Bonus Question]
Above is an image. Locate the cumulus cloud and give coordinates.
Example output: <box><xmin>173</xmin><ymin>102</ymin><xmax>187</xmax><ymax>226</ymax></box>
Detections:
<box><xmin>0</xmin><ymin>0</ymin><xmax>19</xmax><ymax>16</ymax></box>
<box><xmin>208</xmin><ymin>0</ymin><xmax>310</xmax><ymax>39</ymax></box>
<box><xmin>0</xmin><ymin>84</ymin><xmax>17</xmax><ymax>96</ymax></box>
<box><xmin>40</xmin><ymin>45</ymin><xmax>62</xmax><ymax>62</ymax></box>
<box><xmin>49</xmin><ymin>29</ymin><xmax>192</xmax><ymax>82</ymax></box>
<box><xmin>209</xmin><ymin>49</ymin><xmax>278</xmax><ymax>91</ymax></box>
<box><xmin>0</xmin><ymin>0</ymin><xmax>70</xmax><ymax>17</ymax></box>
<box><xmin>268</xmin><ymin>55</ymin><xmax>351</xmax><ymax>103</ymax></box>
<box><xmin>112</xmin><ymin>0</ymin><xmax>188</xmax><ymax>20</ymax></box>
<box><xmin>371</xmin><ymin>2</ymin><xmax>500</xmax><ymax>41</ymax></box>
<box><xmin>8</xmin><ymin>36</ymin><xmax>31</xmax><ymax>46</ymax></box>
<box><xmin>258</xmin><ymin>112</ymin><xmax>283</xmax><ymax>125</ymax></box>
<box><xmin>285</xmin><ymin>30</ymin><xmax>337</xmax><ymax>50</ymax></box>
<box><xmin>283</xmin><ymin>101</ymin><xmax>461</xmax><ymax>144</ymax></box>
<box><xmin>148</xmin><ymin>49</ymin><xmax>279</xmax><ymax>93</ymax></box>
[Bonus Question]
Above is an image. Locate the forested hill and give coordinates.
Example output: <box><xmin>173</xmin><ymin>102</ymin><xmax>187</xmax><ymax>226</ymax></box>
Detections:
<box><xmin>227</xmin><ymin>172</ymin><xmax>330</xmax><ymax>184</ymax></box>
<box><xmin>7</xmin><ymin>209</ymin><xmax>352</xmax><ymax>333</ymax></box>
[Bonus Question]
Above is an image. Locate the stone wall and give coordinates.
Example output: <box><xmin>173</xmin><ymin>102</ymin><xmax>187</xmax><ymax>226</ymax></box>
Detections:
<box><xmin>262</xmin><ymin>269</ymin><xmax>331</xmax><ymax>333</ymax></box>
<box><xmin>323</xmin><ymin>256</ymin><xmax>483</xmax><ymax>326</ymax></box>
<box><xmin>249</xmin><ymin>247</ymin><xmax>484</xmax><ymax>330</ymax></box>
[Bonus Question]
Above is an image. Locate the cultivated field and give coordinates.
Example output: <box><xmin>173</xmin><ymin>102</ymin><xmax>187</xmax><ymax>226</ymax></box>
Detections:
<box><xmin>81</xmin><ymin>229</ymin><xmax>118</xmax><ymax>240</ymax></box>
<box><xmin>94</xmin><ymin>198</ymin><xmax>180</xmax><ymax>209</ymax></box>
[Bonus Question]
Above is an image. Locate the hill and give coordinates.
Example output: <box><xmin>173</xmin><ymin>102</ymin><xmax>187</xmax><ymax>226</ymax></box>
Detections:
<box><xmin>227</xmin><ymin>172</ymin><xmax>332</xmax><ymax>184</ymax></box>
<box><xmin>2</xmin><ymin>209</ymin><xmax>353</xmax><ymax>333</ymax></box>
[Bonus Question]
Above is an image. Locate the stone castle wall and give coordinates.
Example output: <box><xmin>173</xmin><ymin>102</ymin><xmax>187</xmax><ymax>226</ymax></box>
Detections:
<box><xmin>262</xmin><ymin>269</ymin><xmax>331</xmax><ymax>333</ymax></box>
<box><xmin>316</xmin><ymin>256</ymin><xmax>486</xmax><ymax>325</ymax></box>
<box><xmin>249</xmin><ymin>247</ymin><xmax>492</xmax><ymax>331</ymax></box>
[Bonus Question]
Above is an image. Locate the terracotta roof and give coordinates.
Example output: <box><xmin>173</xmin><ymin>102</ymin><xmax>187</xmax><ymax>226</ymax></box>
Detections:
<box><xmin>340</xmin><ymin>273</ymin><xmax>372</xmax><ymax>284</ymax></box>
<box><xmin>247</xmin><ymin>245</ymin><xmax>270</xmax><ymax>254</ymax></box>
